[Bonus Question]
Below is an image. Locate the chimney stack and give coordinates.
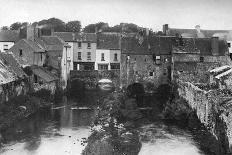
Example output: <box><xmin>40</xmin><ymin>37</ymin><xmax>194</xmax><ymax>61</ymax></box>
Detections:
<box><xmin>27</xmin><ymin>25</ymin><xmax>35</xmax><ymax>41</ymax></box>
<box><xmin>163</xmin><ymin>24</ymin><xmax>169</xmax><ymax>35</ymax></box>
<box><xmin>211</xmin><ymin>37</ymin><xmax>219</xmax><ymax>56</ymax></box>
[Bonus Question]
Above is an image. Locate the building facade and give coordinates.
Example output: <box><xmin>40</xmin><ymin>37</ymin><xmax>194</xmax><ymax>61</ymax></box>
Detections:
<box><xmin>0</xmin><ymin>30</ymin><xmax>20</xmax><ymax>52</ymax></box>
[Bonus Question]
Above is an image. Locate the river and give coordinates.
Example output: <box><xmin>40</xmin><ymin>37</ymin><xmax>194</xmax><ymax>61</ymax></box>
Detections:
<box><xmin>0</xmin><ymin>91</ymin><xmax>208</xmax><ymax>155</ymax></box>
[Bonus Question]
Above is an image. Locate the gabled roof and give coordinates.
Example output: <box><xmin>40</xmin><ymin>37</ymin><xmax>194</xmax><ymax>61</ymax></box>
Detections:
<box><xmin>0</xmin><ymin>53</ymin><xmax>27</xmax><ymax>78</ymax></box>
<box><xmin>0</xmin><ymin>30</ymin><xmax>20</xmax><ymax>42</ymax></box>
<box><xmin>23</xmin><ymin>39</ymin><xmax>46</xmax><ymax>52</ymax></box>
<box><xmin>30</xmin><ymin>66</ymin><xmax>58</xmax><ymax>82</ymax></box>
<box><xmin>53</xmin><ymin>32</ymin><xmax>76</xmax><ymax>42</ymax></box>
<box><xmin>97</xmin><ymin>32</ymin><xmax>121</xmax><ymax>49</ymax></box>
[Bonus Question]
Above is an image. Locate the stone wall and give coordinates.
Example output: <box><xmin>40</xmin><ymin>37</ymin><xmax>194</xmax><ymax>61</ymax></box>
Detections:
<box><xmin>70</xmin><ymin>70</ymin><xmax>120</xmax><ymax>88</ymax></box>
<box><xmin>120</xmin><ymin>54</ymin><xmax>171</xmax><ymax>90</ymax></box>
<box><xmin>176</xmin><ymin>80</ymin><xmax>232</xmax><ymax>154</ymax></box>
<box><xmin>0</xmin><ymin>79</ymin><xmax>29</xmax><ymax>104</ymax></box>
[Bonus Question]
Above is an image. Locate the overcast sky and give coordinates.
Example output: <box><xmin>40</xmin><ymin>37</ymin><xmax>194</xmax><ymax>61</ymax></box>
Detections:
<box><xmin>0</xmin><ymin>0</ymin><xmax>232</xmax><ymax>31</ymax></box>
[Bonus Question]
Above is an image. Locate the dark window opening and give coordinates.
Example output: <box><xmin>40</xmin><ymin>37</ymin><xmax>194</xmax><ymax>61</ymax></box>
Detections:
<box><xmin>228</xmin><ymin>43</ymin><xmax>231</xmax><ymax>48</ymax></box>
<box><xmin>19</xmin><ymin>49</ymin><xmax>23</xmax><ymax>57</ymax></box>
<box><xmin>200</xmin><ymin>56</ymin><xmax>204</xmax><ymax>62</ymax></box>
<box><xmin>78</xmin><ymin>42</ymin><xmax>81</xmax><ymax>48</ymax></box>
<box><xmin>110</xmin><ymin>63</ymin><xmax>120</xmax><ymax>70</ymax></box>
<box><xmin>34</xmin><ymin>75</ymin><xmax>38</xmax><ymax>83</ymax></box>
<box><xmin>145</xmin><ymin>58</ymin><xmax>146</xmax><ymax>62</ymax></box>
<box><xmin>149</xmin><ymin>72</ymin><xmax>154</xmax><ymax>76</ymax></box>
<box><xmin>87</xmin><ymin>52</ymin><xmax>91</xmax><ymax>60</ymax></box>
<box><xmin>40</xmin><ymin>53</ymin><xmax>43</xmax><ymax>61</ymax></box>
<box><xmin>87</xmin><ymin>42</ymin><xmax>91</xmax><ymax>49</ymax></box>
<box><xmin>230</xmin><ymin>53</ymin><xmax>232</xmax><ymax>61</ymax></box>
<box><xmin>3</xmin><ymin>45</ymin><xmax>8</xmax><ymax>51</ymax></box>
<box><xmin>114</xmin><ymin>53</ymin><xmax>118</xmax><ymax>61</ymax></box>
<box><xmin>73</xmin><ymin>63</ymin><xmax>77</xmax><ymax>70</ymax></box>
<box><xmin>134</xmin><ymin>58</ymin><xmax>136</xmax><ymax>61</ymax></box>
<box><xmin>101</xmin><ymin>53</ymin><xmax>105</xmax><ymax>61</ymax></box>
<box><xmin>78</xmin><ymin>52</ymin><xmax>81</xmax><ymax>60</ymax></box>
<box><xmin>98</xmin><ymin>64</ymin><xmax>108</xmax><ymax>70</ymax></box>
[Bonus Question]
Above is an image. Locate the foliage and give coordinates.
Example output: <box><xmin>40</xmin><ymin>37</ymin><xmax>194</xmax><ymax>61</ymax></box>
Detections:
<box><xmin>83</xmin><ymin>22</ymin><xmax>109</xmax><ymax>33</ymax></box>
<box><xmin>65</xmin><ymin>20</ymin><xmax>81</xmax><ymax>32</ymax></box>
<box><xmin>10</xmin><ymin>22</ymin><xmax>28</xmax><ymax>30</ymax></box>
<box><xmin>37</xmin><ymin>17</ymin><xmax>66</xmax><ymax>32</ymax></box>
<box><xmin>23</xmin><ymin>66</ymin><xmax>33</xmax><ymax>76</ymax></box>
<box><xmin>1</xmin><ymin>26</ymin><xmax>9</xmax><ymax>30</ymax></box>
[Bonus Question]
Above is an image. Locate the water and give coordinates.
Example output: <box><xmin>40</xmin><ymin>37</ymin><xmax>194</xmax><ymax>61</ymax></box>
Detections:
<box><xmin>0</xmin><ymin>91</ymin><xmax>207</xmax><ymax>155</ymax></box>
<box><xmin>139</xmin><ymin>123</ymin><xmax>205</xmax><ymax>155</ymax></box>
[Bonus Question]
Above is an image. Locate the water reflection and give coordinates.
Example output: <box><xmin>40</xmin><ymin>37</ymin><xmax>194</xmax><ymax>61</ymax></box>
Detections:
<box><xmin>0</xmin><ymin>101</ymin><xmax>95</xmax><ymax>155</ymax></box>
<box><xmin>139</xmin><ymin>123</ymin><xmax>205</xmax><ymax>155</ymax></box>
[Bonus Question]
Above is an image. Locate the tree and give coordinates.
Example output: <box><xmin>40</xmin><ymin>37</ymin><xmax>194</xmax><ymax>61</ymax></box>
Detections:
<box><xmin>10</xmin><ymin>22</ymin><xmax>22</xmax><ymax>30</ymax></box>
<box><xmin>65</xmin><ymin>20</ymin><xmax>81</xmax><ymax>32</ymax></box>
<box><xmin>1</xmin><ymin>26</ymin><xmax>9</xmax><ymax>30</ymax></box>
<box><xmin>37</xmin><ymin>17</ymin><xmax>66</xmax><ymax>32</ymax></box>
<box><xmin>83</xmin><ymin>22</ymin><xmax>109</xmax><ymax>33</ymax></box>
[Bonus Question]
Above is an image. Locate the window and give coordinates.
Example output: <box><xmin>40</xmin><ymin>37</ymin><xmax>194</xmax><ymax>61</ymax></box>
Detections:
<box><xmin>78</xmin><ymin>52</ymin><xmax>82</xmax><ymax>60</ymax></box>
<box><xmin>78</xmin><ymin>42</ymin><xmax>81</xmax><ymax>48</ymax></box>
<box><xmin>3</xmin><ymin>45</ymin><xmax>8</xmax><ymax>51</ymax></box>
<box><xmin>19</xmin><ymin>49</ymin><xmax>23</xmax><ymax>57</ymax></box>
<box><xmin>110</xmin><ymin>63</ymin><xmax>120</xmax><ymax>70</ymax></box>
<box><xmin>114</xmin><ymin>53</ymin><xmax>118</xmax><ymax>61</ymax></box>
<box><xmin>155</xmin><ymin>56</ymin><xmax>161</xmax><ymax>65</ymax></box>
<box><xmin>40</xmin><ymin>53</ymin><xmax>43</xmax><ymax>61</ymax></box>
<box><xmin>73</xmin><ymin>63</ymin><xmax>77</xmax><ymax>70</ymax></box>
<box><xmin>87</xmin><ymin>43</ymin><xmax>91</xmax><ymax>49</ymax></box>
<box><xmin>101</xmin><ymin>53</ymin><xmax>105</xmax><ymax>61</ymax></box>
<box><xmin>98</xmin><ymin>64</ymin><xmax>108</xmax><ymax>70</ymax></box>
<box><xmin>228</xmin><ymin>43</ymin><xmax>231</xmax><ymax>48</ymax></box>
<box><xmin>200</xmin><ymin>56</ymin><xmax>204</xmax><ymax>62</ymax></box>
<box><xmin>149</xmin><ymin>72</ymin><xmax>154</xmax><ymax>76</ymax></box>
<box><xmin>87</xmin><ymin>52</ymin><xmax>91</xmax><ymax>60</ymax></box>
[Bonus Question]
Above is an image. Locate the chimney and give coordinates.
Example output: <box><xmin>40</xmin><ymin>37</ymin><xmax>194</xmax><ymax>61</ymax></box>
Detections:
<box><xmin>163</xmin><ymin>24</ymin><xmax>169</xmax><ymax>35</ymax></box>
<box><xmin>195</xmin><ymin>25</ymin><xmax>201</xmax><ymax>33</ymax></box>
<box><xmin>211</xmin><ymin>37</ymin><xmax>219</xmax><ymax>56</ymax></box>
<box><xmin>27</xmin><ymin>25</ymin><xmax>35</xmax><ymax>41</ymax></box>
<box><xmin>51</xmin><ymin>28</ymin><xmax>54</xmax><ymax>36</ymax></box>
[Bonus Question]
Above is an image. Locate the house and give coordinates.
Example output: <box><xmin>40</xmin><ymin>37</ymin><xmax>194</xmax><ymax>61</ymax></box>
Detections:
<box><xmin>53</xmin><ymin>32</ymin><xmax>96</xmax><ymax>71</ymax></box>
<box><xmin>172</xmin><ymin>36</ymin><xmax>231</xmax><ymax>83</ymax></box>
<box><xmin>96</xmin><ymin>32</ymin><xmax>121</xmax><ymax>70</ymax></box>
<box><xmin>0</xmin><ymin>30</ymin><xmax>20</xmax><ymax>52</ymax></box>
<box><xmin>8</xmin><ymin>25</ymin><xmax>71</xmax><ymax>89</ymax></box>
<box><xmin>0</xmin><ymin>52</ymin><xmax>28</xmax><ymax>103</ymax></box>
<box><xmin>120</xmin><ymin>32</ymin><xmax>172</xmax><ymax>90</ymax></box>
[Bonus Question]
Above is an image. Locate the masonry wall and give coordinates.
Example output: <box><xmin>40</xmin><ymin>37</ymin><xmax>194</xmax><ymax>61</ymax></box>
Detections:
<box><xmin>120</xmin><ymin>54</ymin><xmax>171</xmax><ymax>90</ymax></box>
<box><xmin>73</xmin><ymin>42</ymin><xmax>96</xmax><ymax>62</ymax></box>
<box><xmin>173</xmin><ymin>54</ymin><xmax>232</xmax><ymax>83</ymax></box>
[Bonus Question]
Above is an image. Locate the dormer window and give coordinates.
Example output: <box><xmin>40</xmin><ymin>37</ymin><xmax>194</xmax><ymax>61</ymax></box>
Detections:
<box><xmin>19</xmin><ymin>49</ymin><xmax>23</xmax><ymax>57</ymax></box>
<box><xmin>87</xmin><ymin>42</ymin><xmax>91</xmax><ymax>49</ymax></box>
<box><xmin>101</xmin><ymin>53</ymin><xmax>105</xmax><ymax>61</ymax></box>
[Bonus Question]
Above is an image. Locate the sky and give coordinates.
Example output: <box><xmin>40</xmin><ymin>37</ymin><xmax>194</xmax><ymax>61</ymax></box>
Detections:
<box><xmin>0</xmin><ymin>0</ymin><xmax>232</xmax><ymax>31</ymax></box>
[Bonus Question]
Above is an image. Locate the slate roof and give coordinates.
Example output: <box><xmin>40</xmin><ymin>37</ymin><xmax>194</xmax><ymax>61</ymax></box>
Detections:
<box><xmin>97</xmin><ymin>32</ymin><xmax>121</xmax><ymax>49</ymax></box>
<box><xmin>168</xmin><ymin>27</ymin><xmax>232</xmax><ymax>40</ymax></box>
<box><xmin>24</xmin><ymin>39</ymin><xmax>46</xmax><ymax>52</ymax></box>
<box><xmin>53</xmin><ymin>32</ymin><xmax>97</xmax><ymax>42</ymax></box>
<box><xmin>121</xmin><ymin>34</ymin><xmax>173</xmax><ymax>55</ymax></box>
<box><xmin>0</xmin><ymin>53</ymin><xmax>27</xmax><ymax>78</ymax></box>
<box><xmin>0</xmin><ymin>30</ymin><xmax>20</xmax><ymax>42</ymax></box>
<box><xmin>31</xmin><ymin>66</ymin><xmax>58</xmax><ymax>82</ymax></box>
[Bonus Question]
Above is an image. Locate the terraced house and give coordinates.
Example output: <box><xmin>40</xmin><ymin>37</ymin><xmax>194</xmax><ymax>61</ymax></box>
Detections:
<box><xmin>54</xmin><ymin>32</ymin><xmax>97</xmax><ymax>71</ymax></box>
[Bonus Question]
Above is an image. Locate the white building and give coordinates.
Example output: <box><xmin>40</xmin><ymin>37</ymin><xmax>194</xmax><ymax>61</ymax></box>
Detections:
<box><xmin>0</xmin><ymin>30</ymin><xmax>19</xmax><ymax>52</ymax></box>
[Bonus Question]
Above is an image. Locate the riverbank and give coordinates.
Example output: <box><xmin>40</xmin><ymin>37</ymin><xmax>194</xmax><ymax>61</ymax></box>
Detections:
<box><xmin>0</xmin><ymin>89</ymin><xmax>63</xmax><ymax>133</ymax></box>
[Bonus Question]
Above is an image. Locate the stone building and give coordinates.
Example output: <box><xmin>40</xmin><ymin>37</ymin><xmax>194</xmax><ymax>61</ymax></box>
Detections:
<box><xmin>8</xmin><ymin>25</ymin><xmax>71</xmax><ymax>89</ymax></box>
<box><xmin>120</xmin><ymin>33</ymin><xmax>172</xmax><ymax>91</ymax></box>
<box><xmin>0</xmin><ymin>53</ymin><xmax>28</xmax><ymax>103</ymax></box>
<box><xmin>172</xmin><ymin>36</ymin><xmax>231</xmax><ymax>83</ymax></box>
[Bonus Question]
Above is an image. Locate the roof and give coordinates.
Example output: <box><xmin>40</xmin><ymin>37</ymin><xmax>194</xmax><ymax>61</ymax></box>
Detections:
<box><xmin>24</xmin><ymin>39</ymin><xmax>46</xmax><ymax>52</ymax></box>
<box><xmin>53</xmin><ymin>32</ymin><xmax>97</xmax><ymax>42</ymax></box>
<box><xmin>31</xmin><ymin>66</ymin><xmax>58</xmax><ymax>82</ymax></box>
<box><xmin>121</xmin><ymin>34</ymin><xmax>173</xmax><ymax>55</ymax></box>
<box><xmin>168</xmin><ymin>27</ymin><xmax>232</xmax><ymax>40</ymax></box>
<box><xmin>173</xmin><ymin>37</ymin><xmax>228</xmax><ymax>56</ymax></box>
<box><xmin>0</xmin><ymin>53</ymin><xmax>27</xmax><ymax>78</ymax></box>
<box><xmin>210</xmin><ymin>65</ymin><xmax>231</xmax><ymax>73</ymax></box>
<box><xmin>97</xmin><ymin>32</ymin><xmax>121</xmax><ymax>49</ymax></box>
<box><xmin>215</xmin><ymin>68</ymin><xmax>232</xmax><ymax>79</ymax></box>
<box><xmin>0</xmin><ymin>30</ymin><xmax>20</xmax><ymax>42</ymax></box>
